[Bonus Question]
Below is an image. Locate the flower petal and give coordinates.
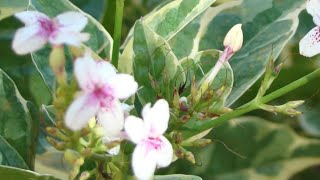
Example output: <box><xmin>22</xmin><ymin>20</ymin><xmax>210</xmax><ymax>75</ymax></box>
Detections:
<box><xmin>142</xmin><ymin>99</ymin><xmax>170</xmax><ymax>136</ymax></box>
<box><xmin>12</xmin><ymin>25</ymin><xmax>47</xmax><ymax>55</ymax></box>
<box><xmin>307</xmin><ymin>0</ymin><xmax>320</xmax><ymax>25</ymax></box>
<box><xmin>155</xmin><ymin>136</ymin><xmax>173</xmax><ymax>168</ymax></box>
<box><xmin>55</xmin><ymin>11</ymin><xmax>88</xmax><ymax>32</ymax></box>
<box><xmin>74</xmin><ymin>53</ymin><xmax>116</xmax><ymax>91</ymax></box>
<box><xmin>65</xmin><ymin>93</ymin><xmax>99</xmax><ymax>131</ymax></box>
<box><xmin>108</xmin><ymin>74</ymin><xmax>138</xmax><ymax>99</ymax></box>
<box><xmin>97</xmin><ymin>101</ymin><xmax>124</xmax><ymax>139</ymax></box>
<box><xmin>124</xmin><ymin>116</ymin><xmax>146</xmax><ymax>144</ymax></box>
<box><xmin>132</xmin><ymin>143</ymin><xmax>157</xmax><ymax>180</ymax></box>
<box><xmin>15</xmin><ymin>11</ymin><xmax>49</xmax><ymax>25</ymax></box>
<box><xmin>299</xmin><ymin>26</ymin><xmax>320</xmax><ymax>57</ymax></box>
<box><xmin>49</xmin><ymin>30</ymin><xmax>90</xmax><ymax>46</ymax></box>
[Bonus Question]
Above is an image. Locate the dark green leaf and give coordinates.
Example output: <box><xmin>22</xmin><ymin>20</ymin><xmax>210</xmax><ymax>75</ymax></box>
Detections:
<box><xmin>0</xmin><ymin>136</ymin><xmax>28</xmax><ymax>169</ymax></box>
<box><xmin>0</xmin><ymin>69</ymin><xmax>38</xmax><ymax>168</ymax></box>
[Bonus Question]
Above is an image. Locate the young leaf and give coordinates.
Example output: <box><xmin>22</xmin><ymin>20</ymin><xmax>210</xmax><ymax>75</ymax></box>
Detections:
<box><xmin>132</xmin><ymin>20</ymin><xmax>185</xmax><ymax>105</ymax></box>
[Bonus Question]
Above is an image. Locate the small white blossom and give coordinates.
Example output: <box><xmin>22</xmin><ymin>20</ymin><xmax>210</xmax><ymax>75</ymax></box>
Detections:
<box><xmin>125</xmin><ymin>99</ymin><xmax>173</xmax><ymax>180</ymax></box>
<box><xmin>300</xmin><ymin>0</ymin><xmax>320</xmax><ymax>57</ymax></box>
<box><xmin>12</xmin><ymin>11</ymin><xmax>90</xmax><ymax>55</ymax></box>
<box><xmin>65</xmin><ymin>52</ymin><xmax>138</xmax><ymax>142</ymax></box>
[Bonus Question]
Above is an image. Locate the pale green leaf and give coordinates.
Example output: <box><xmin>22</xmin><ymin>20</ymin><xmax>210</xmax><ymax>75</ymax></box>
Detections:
<box><xmin>0</xmin><ymin>165</ymin><xmax>59</xmax><ymax>180</ymax></box>
<box><xmin>0</xmin><ymin>0</ymin><xmax>28</xmax><ymax>21</ymax></box>
<box><xmin>132</xmin><ymin>20</ymin><xmax>185</xmax><ymax>105</ymax></box>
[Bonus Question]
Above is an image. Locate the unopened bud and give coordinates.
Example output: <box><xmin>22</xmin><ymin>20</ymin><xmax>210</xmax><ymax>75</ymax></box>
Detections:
<box><xmin>80</xmin><ymin>171</ymin><xmax>90</xmax><ymax>180</ymax></box>
<box><xmin>184</xmin><ymin>151</ymin><xmax>196</xmax><ymax>164</ymax></box>
<box><xmin>223</xmin><ymin>24</ymin><xmax>243</xmax><ymax>52</ymax></box>
<box><xmin>64</xmin><ymin>149</ymin><xmax>82</xmax><ymax>165</ymax></box>
<box><xmin>173</xmin><ymin>89</ymin><xmax>180</xmax><ymax>110</ymax></box>
<box><xmin>191</xmin><ymin>139</ymin><xmax>212</xmax><ymax>147</ymax></box>
<box><xmin>179</xmin><ymin>96</ymin><xmax>188</xmax><ymax>112</ymax></box>
<box><xmin>49</xmin><ymin>46</ymin><xmax>67</xmax><ymax>85</ymax></box>
<box><xmin>46</xmin><ymin>127</ymin><xmax>69</xmax><ymax>141</ymax></box>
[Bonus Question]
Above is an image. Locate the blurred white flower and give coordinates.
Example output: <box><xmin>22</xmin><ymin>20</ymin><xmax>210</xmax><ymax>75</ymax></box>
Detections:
<box><xmin>65</xmin><ymin>52</ymin><xmax>138</xmax><ymax>141</ymax></box>
<box><xmin>125</xmin><ymin>99</ymin><xmax>173</xmax><ymax>180</ymax></box>
<box><xmin>299</xmin><ymin>0</ymin><xmax>320</xmax><ymax>57</ymax></box>
<box><xmin>12</xmin><ymin>11</ymin><xmax>90</xmax><ymax>55</ymax></box>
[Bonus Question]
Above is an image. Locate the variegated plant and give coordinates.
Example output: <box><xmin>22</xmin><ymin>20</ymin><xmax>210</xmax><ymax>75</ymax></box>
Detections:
<box><xmin>1</xmin><ymin>0</ymin><xmax>320</xmax><ymax>180</ymax></box>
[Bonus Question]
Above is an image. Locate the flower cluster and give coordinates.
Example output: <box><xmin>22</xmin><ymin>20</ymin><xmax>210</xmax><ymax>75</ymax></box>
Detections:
<box><xmin>13</xmin><ymin>10</ymin><xmax>175</xmax><ymax>180</ymax></box>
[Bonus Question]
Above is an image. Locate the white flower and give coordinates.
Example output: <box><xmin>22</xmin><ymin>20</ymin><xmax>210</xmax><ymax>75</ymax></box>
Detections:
<box><xmin>12</xmin><ymin>11</ymin><xmax>90</xmax><ymax>55</ymax></box>
<box><xmin>299</xmin><ymin>0</ymin><xmax>320</xmax><ymax>57</ymax></box>
<box><xmin>65</xmin><ymin>52</ymin><xmax>138</xmax><ymax>141</ymax></box>
<box><xmin>125</xmin><ymin>99</ymin><xmax>173</xmax><ymax>180</ymax></box>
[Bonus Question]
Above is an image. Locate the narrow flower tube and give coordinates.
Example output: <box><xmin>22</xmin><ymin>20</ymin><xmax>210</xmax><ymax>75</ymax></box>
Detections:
<box><xmin>198</xmin><ymin>24</ymin><xmax>243</xmax><ymax>99</ymax></box>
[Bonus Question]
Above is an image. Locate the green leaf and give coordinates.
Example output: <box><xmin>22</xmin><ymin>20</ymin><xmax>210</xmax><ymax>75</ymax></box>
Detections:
<box><xmin>0</xmin><ymin>136</ymin><xmax>29</xmax><ymax>169</ymax></box>
<box><xmin>119</xmin><ymin>0</ymin><xmax>216</xmax><ymax>73</ymax></box>
<box><xmin>0</xmin><ymin>0</ymin><xmax>28</xmax><ymax>21</ymax></box>
<box><xmin>169</xmin><ymin>0</ymin><xmax>305</xmax><ymax>105</ymax></box>
<box><xmin>132</xmin><ymin>20</ymin><xmax>185</xmax><ymax>105</ymax></box>
<box><xmin>169</xmin><ymin>117</ymin><xmax>320</xmax><ymax>180</ymax></box>
<box><xmin>154</xmin><ymin>174</ymin><xmax>202</xmax><ymax>180</ymax></box>
<box><xmin>71</xmin><ymin>0</ymin><xmax>107</xmax><ymax>21</ymax></box>
<box><xmin>29</xmin><ymin>0</ymin><xmax>113</xmax><ymax>91</ymax></box>
<box><xmin>0</xmin><ymin>17</ymin><xmax>52</xmax><ymax>107</ymax></box>
<box><xmin>299</xmin><ymin>104</ymin><xmax>320</xmax><ymax>137</ymax></box>
<box><xmin>0</xmin><ymin>165</ymin><xmax>59</xmax><ymax>180</ymax></box>
<box><xmin>0</xmin><ymin>69</ymin><xmax>39</xmax><ymax>169</ymax></box>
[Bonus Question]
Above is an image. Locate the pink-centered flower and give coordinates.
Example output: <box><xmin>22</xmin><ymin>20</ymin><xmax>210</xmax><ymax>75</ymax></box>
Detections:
<box><xmin>12</xmin><ymin>11</ymin><xmax>90</xmax><ymax>55</ymax></box>
<box><xmin>125</xmin><ymin>99</ymin><xmax>173</xmax><ymax>180</ymax></box>
<box><xmin>65</xmin><ymin>52</ymin><xmax>138</xmax><ymax>140</ymax></box>
<box><xmin>300</xmin><ymin>0</ymin><xmax>320</xmax><ymax>57</ymax></box>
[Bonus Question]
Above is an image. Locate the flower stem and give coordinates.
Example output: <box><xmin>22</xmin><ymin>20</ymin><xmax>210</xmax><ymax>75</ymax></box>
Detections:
<box><xmin>111</xmin><ymin>0</ymin><xmax>124</xmax><ymax>67</ymax></box>
<box><xmin>183</xmin><ymin>68</ymin><xmax>320</xmax><ymax>139</ymax></box>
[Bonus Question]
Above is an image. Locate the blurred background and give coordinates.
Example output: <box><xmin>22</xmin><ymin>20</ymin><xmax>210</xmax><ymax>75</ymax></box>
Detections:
<box><xmin>1</xmin><ymin>0</ymin><xmax>320</xmax><ymax>179</ymax></box>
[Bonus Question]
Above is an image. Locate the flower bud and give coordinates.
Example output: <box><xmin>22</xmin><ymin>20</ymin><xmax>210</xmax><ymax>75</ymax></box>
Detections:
<box><xmin>64</xmin><ymin>149</ymin><xmax>82</xmax><ymax>165</ymax></box>
<box><xmin>223</xmin><ymin>24</ymin><xmax>243</xmax><ymax>52</ymax></box>
<box><xmin>49</xmin><ymin>46</ymin><xmax>67</xmax><ymax>85</ymax></box>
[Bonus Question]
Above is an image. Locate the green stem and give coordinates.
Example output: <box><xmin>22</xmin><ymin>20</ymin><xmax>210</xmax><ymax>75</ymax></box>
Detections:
<box><xmin>111</xmin><ymin>0</ymin><xmax>124</xmax><ymax>67</ymax></box>
<box><xmin>183</xmin><ymin>68</ymin><xmax>320</xmax><ymax>139</ymax></box>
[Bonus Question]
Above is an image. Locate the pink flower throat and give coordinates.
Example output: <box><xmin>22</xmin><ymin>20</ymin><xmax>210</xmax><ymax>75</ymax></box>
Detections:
<box><xmin>93</xmin><ymin>85</ymin><xmax>115</xmax><ymax>108</ymax></box>
<box><xmin>38</xmin><ymin>18</ymin><xmax>58</xmax><ymax>37</ymax></box>
<box><xmin>145</xmin><ymin>137</ymin><xmax>163</xmax><ymax>150</ymax></box>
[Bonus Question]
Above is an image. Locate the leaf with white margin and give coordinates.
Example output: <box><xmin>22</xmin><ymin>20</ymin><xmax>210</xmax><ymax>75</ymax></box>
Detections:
<box><xmin>169</xmin><ymin>0</ymin><xmax>306</xmax><ymax>105</ymax></box>
<box><xmin>119</xmin><ymin>0</ymin><xmax>216</xmax><ymax>74</ymax></box>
